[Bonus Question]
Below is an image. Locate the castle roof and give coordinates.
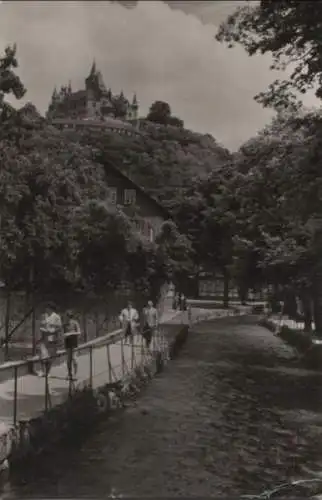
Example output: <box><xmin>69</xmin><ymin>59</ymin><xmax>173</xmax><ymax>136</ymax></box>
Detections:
<box><xmin>68</xmin><ymin>90</ymin><xmax>87</xmax><ymax>102</ymax></box>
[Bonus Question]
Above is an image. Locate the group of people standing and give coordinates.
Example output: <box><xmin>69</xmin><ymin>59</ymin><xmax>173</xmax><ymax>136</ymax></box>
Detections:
<box><xmin>36</xmin><ymin>299</ymin><xmax>159</xmax><ymax>380</ymax></box>
<box><xmin>119</xmin><ymin>300</ymin><xmax>159</xmax><ymax>349</ymax></box>
<box><xmin>172</xmin><ymin>292</ymin><xmax>187</xmax><ymax>311</ymax></box>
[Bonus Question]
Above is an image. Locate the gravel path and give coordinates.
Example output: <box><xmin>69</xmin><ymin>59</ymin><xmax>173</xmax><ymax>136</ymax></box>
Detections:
<box><xmin>5</xmin><ymin>316</ymin><xmax>322</xmax><ymax>498</ymax></box>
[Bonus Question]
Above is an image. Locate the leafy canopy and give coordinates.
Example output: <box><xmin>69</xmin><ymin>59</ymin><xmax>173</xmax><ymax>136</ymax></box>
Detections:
<box><xmin>216</xmin><ymin>1</ymin><xmax>322</xmax><ymax>109</ymax></box>
<box><xmin>0</xmin><ymin>44</ymin><xmax>25</xmax><ymax>119</ymax></box>
<box><xmin>146</xmin><ymin>100</ymin><xmax>184</xmax><ymax>128</ymax></box>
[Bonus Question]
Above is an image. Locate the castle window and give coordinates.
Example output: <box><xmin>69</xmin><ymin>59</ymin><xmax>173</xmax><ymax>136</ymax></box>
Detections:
<box><xmin>107</xmin><ymin>187</ymin><xmax>117</xmax><ymax>204</ymax></box>
<box><xmin>124</xmin><ymin>189</ymin><xmax>136</xmax><ymax>205</ymax></box>
<box><xmin>149</xmin><ymin>226</ymin><xmax>155</xmax><ymax>242</ymax></box>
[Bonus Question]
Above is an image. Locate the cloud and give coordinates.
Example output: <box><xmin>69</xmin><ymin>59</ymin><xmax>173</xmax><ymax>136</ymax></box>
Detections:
<box><xmin>0</xmin><ymin>1</ymin><xmax>318</xmax><ymax>150</ymax></box>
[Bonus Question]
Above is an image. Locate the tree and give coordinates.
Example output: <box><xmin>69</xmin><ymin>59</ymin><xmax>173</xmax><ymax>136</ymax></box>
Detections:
<box><xmin>72</xmin><ymin>201</ymin><xmax>134</xmax><ymax>293</ymax></box>
<box><xmin>125</xmin><ymin>239</ymin><xmax>168</xmax><ymax>301</ymax></box>
<box><xmin>146</xmin><ymin>100</ymin><xmax>171</xmax><ymax>125</ymax></box>
<box><xmin>156</xmin><ymin>220</ymin><xmax>194</xmax><ymax>294</ymax></box>
<box><xmin>169</xmin><ymin>168</ymin><xmax>241</xmax><ymax>306</ymax></box>
<box><xmin>168</xmin><ymin>115</ymin><xmax>184</xmax><ymax>128</ymax></box>
<box><xmin>146</xmin><ymin>100</ymin><xmax>185</xmax><ymax>128</ymax></box>
<box><xmin>0</xmin><ymin>44</ymin><xmax>26</xmax><ymax>119</ymax></box>
<box><xmin>230</xmin><ymin>109</ymin><xmax>322</xmax><ymax>334</ymax></box>
<box><xmin>216</xmin><ymin>2</ymin><xmax>322</xmax><ymax>109</ymax></box>
<box><xmin>0</xmin><ymin>115</ymin><xmax>111</xmax><ymax>296</ymax></box>
<box><xmin>72</xmin><ymin>119</ymin><xmax>230</xmax><ymax>208</ymax></box>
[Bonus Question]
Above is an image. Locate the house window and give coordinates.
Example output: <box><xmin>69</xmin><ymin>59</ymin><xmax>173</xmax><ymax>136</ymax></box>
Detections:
<box><xmin>149</xmin><ymin>226</ymin><xmax>154</xmax><ymax>242</ymax></box>
<box><xmin>124</xmin><ymin>189</ymin><xmax>136</xmax><ymax>205</ymax></box>
<box><xmin>107</xmin><ymin>187</ymin><xmax>117</xmax><ymax>204</ymax></box>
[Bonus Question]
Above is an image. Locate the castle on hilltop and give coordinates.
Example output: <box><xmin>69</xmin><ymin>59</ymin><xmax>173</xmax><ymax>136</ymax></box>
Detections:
<box><xmin>46</xmin><ymin>61</ymin><xmax>139</xmax><ymax>124</ymax></box>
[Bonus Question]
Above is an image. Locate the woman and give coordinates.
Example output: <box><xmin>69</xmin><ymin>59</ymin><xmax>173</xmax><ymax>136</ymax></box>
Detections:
<box><xmin>38</xmin><ymin>303</ymin><xmax>62</xmax><ymax>377</ymax></box>
<box><xmin>63</xmin><ymin>310</ymin><xmax>81</xmax><ymax>380</ymax></box>
<box><xmin>172</xmin><ymin>293</ymin><xmax>179</xmax><ymax>311</ymax></box>
<box><xmin>119</xmin><ymin>301</ymin><xmax>139</xmax><ymax>344</ymax></box>
<box><xmin>142</xmin><ymin>300</ymin><xmax>158</xmax><ymax>349</ymax></box>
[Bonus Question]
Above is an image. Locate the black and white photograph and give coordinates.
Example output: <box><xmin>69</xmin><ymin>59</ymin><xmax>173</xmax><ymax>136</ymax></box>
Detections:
<box><xmin>0</xmin><ymin>0</ymin><xmax>322</xmax><ymax>498</ymax></box>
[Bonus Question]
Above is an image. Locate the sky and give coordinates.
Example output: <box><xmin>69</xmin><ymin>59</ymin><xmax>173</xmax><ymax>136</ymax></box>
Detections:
<box><xmin>0</xmin><ymin>0</ymin><xmax>318</xmax><ymax>151</ymax></box>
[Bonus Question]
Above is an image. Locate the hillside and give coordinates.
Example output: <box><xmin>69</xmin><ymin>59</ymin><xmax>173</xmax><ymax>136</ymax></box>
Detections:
<box><xmin>72</xmin><ymin>119</ymin><xmax>231</xmax><ymax>206</ymax></box>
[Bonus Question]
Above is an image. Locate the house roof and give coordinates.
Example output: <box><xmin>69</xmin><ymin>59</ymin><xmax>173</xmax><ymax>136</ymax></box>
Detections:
<box><xmin>103</xmin><ymin>159</ymin><xmax>171</xmax><ymax>219</ymax></box>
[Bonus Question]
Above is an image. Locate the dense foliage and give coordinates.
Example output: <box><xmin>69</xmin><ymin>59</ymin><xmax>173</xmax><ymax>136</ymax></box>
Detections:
<box><xmin>214</xmin><ymin>2</ymin><xmax>322</xmax><ymax>330</ymax></box>
<box><xmin>0</xmin><ymin>46</ymin><xmax>192</xmax><ymax>303</ymax></box>
<box><xmin>5</xmin><ymin>34</ymin><xmax>322</xmax><ymax>337</ymax></box>
<box><xmin>146</xmin><ymin>100</ymin><xmax>184</xmax><ymax>128</ymax></box>
<box><xmin>0</xmin><ymin>44</ymin><xmax>25</xmax><ymax>114</ymax></box>
<box><xmin>216</xmin><ymin>1</ymin><xmax>322</xmax><ymax>110</ymax></box>
<box><xmin>71</xmin><ymin>119</ymin><xmax>231</xmax><ymax>205</ymax></box>
<box><xmin>169</xmin><ymin>107</ymin><xmax>322</xmax><ymax>328</ymax></box>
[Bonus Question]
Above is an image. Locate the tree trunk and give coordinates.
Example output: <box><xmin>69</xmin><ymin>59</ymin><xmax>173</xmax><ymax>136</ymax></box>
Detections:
<box><xmin>223</xmin><ymin>268</ymin><xmax>230</xmax><ymax>309</ymax></box>
<box><xmin>238</xmin><ymin>284</ymin><xmax>248</xmax><ymax>305</ymax></box>
<box><xmin>283</xmin><ymin>289</ymin><xmax>297</xmax><ymax>319</ymax></box>
<box><xmin>312</xmin><ymin>276</ymin><xmax>322</xmax><ymax>337</ymax></box>
<box><xmin>300</xmin><ymin>292</ymin><xmax>312</xmax><ymax>333</ymax></box>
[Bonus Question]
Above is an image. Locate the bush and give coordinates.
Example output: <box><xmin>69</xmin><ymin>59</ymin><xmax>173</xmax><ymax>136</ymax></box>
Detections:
<box><xmin>252</xmin><ymin>304</ymin><xmax>264</xmax><ymax>314</ymax></box>
<box><xmin>278</xmin><ymin>325</ymin><xmax>312</xmax><ymax>351</ymax></box>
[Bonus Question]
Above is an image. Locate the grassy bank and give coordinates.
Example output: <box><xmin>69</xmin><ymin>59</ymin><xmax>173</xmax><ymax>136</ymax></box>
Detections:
<box><xmin>259</xmin><ymin>316</ymin><xmax>322</xmax><ymax>369</ymax></box>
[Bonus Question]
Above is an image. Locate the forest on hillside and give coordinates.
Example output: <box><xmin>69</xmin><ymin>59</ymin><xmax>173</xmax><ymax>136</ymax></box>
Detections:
<box><xmin>69</xmin><ymin>117</ymin><xmax>231</xmax><ymax>206</ymax></box>
<box><xmin>0</xmin><ymin>46</ymin><xmax>195</xmax><ymax>304</ymax></box>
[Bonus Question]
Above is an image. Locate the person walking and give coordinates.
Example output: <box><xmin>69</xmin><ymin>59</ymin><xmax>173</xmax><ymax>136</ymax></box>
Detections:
<box><xmin>180</xmin><ymin>293</ymin><xmax>187</xmax><ymax>311</ymax></box>
<box><xmin>172</xmin><ymin>293</ymin><xmax>180</xmax><ymax>310</ymax></box>
<box><xmin>142</xmin><ymin>300</ymin><xmax>158</xmax><ymax>349</ymax></box>
<box><xmin>63</xmin><ymin>310</ymin><xmax>81</xmax><ymax>380</ymax></box>
<box><xmin>37</xmin><ymin>303</ymin><xmax>62</xmax><ymax>377</ymax></box>
<box><xmin>119</xmin><ymin>301</ymin><xmax>139</xmax><ymax>344</ymax></box>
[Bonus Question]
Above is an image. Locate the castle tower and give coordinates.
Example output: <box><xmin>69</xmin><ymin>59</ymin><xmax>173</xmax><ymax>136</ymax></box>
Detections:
<box><xmin>127</xmin><ymin>93</ymin><xmax>138</xmax><ymax>121</ymax></box>
<box><xmin>52</xmin><ymin>86</ymin><xmax>58</xmax><ymax>100</ymax></box>
<box><xmin>85</xmin><ymin>60</ymin><xmax>98</xmax><ymax>118</ymax></box>
<box><xmin>85</xmin><ymin>59</ymin><xmax>109</xmax><ymax>119</ymax></box>
<box><xmin>46</xmin><ymin>86</ymin><xmax>59</xmax><ymax>118</ymax></box>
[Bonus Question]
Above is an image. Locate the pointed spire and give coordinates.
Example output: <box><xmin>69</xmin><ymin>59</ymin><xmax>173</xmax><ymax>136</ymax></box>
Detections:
<box><xmin>90</xmin><ymin>59</ymin><xmax>96</xmax><ymax>76</ymax></box>
<box><xmin>67</xmin><ymin>80</ymin><xmax>72</xmax><ymax>93</ymax></box>
<box><xmin>52</xmin><ymin>86</ymin><xmax>58</xmax><ymax>100</ymax></box>
<box><xmin>132</xmin><ymin>93</ymin><xmax>138</xmax><ymax>107</ymax></box>
<box><xmin>120</xmin><ymin>90</ymin><xmax>125</xmax><ymax>100</ymax></box>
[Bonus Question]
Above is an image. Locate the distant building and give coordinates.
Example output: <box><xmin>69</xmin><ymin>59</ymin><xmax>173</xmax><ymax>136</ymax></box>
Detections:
<box><xmin>197</xmin><ymin>270</ymin><xmax>239</xmax><ymax>300</ymax></box>
<box><xmin>103</xmin><ymin>162</ymin><xmax>170</xmax><ymax>243</ymax></box>
<box><xmin>46</xmin><ymin>60</ymin><xmax>140</xmax><ymax>136</ymax></box>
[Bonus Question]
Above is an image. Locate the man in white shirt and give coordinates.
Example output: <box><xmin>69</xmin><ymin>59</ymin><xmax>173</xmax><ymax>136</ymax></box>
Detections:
<box><xmin>38</xmin><ymin>303</ymin><xmax>62</xmax><ymax>377</ymax></box>
<box><xmin>119</xmin><ymin>302</ymin><xmax>139</xmax><ymax>344</ymax></box>
<box><xmin>142</xmin><ymin>300</ymin><xmax>158</xmax><ymax>349</ymax></box>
